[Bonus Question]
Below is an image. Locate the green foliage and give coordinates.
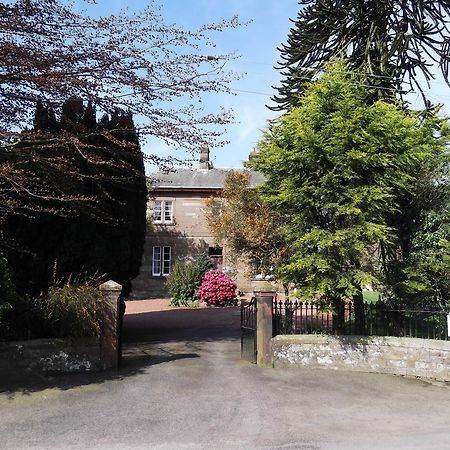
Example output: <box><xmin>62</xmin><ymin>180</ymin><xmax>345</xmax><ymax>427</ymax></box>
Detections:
<box><xmin>195</xmin><ymin>255</ymin><xmax>214</xmax><ymax>278</ymax></box>
<box><xmin>401</xmin><ymin>206</ymin><xmax>450</xmax><ymax>307</ymax></box>
<box><xmin>167</xmin><ymin>255</ymin><xmax>213</xmax><ymax>307</ymax></box>
<box><xmin>251</xmin><ymin>60</ymin><xmax>450</xmax><ymax>305</ymax></box>
<box><xmin>272</xmin><ymin>0</ymin><xmax>450</xmax><ymax>110</ymax></box>
<box><xmin>44</xmin><ymin>278</ymin><xmax>105</xmax><ymax>339</ymax></box>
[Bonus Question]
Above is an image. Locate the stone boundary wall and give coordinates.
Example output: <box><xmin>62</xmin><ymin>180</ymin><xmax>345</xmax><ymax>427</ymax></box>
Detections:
<box><xmin>0</xmin><ymin>338</ymin><xmax>103</xmax><ymax>374</ymax></box>
<box><xmin>272</xmin><ymin>335</ymin><xmax>450</xmax><ymax>382</ymax></box>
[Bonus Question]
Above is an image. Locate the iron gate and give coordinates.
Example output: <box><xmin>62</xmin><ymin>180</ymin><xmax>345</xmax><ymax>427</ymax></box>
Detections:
<box><xmin>241</xmin><ymin>297</ymin><xmax>257</xmax><ymax>363</ymax></box>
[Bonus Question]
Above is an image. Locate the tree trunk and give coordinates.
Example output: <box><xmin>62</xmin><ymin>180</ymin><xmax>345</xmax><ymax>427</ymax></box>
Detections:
<box><xmin>353</xmin><ymin>288</ymin><xmax>366</xmax><ymax>335</ymax></box>
<box><xmin>331</xmin><ymin>298</ymin><xmax>345</xmax><ymax>334</ymax></box>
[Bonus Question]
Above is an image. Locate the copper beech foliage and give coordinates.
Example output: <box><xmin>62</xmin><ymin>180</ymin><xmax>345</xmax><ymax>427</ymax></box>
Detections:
<box><xmin>0</xmin><ymin>0</ymin><xmax>240</xmax><ymax>152</ymax></box>
<box><xmin>205</xmin><ymin>171</ymin><xmax>288</xmax><ymax>277</ymax></box>
<box><xmin>0</xmin><ymin>0</ymin><xmax>241</xmax><ymax>222</ymax></box>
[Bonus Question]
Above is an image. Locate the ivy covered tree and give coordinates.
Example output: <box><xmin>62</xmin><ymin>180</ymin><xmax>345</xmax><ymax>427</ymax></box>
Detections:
<box><xmin>271</xmin><ymin>0</ymin><xmax>450</xmax><ymax>110</ymax></box>
<box><xmin>251</xmin><ymin>60</ymin><xmax>449</xmax><ymax>327</ymax></box>
<box><xmin>1</xmin><ymin>98</ymin><xmax>147</xmax><ymax>296</ymax></box>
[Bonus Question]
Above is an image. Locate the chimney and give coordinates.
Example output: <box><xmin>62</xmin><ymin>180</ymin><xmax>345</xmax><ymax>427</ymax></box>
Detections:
<box><xmin>199</xmin><ymin>143</ymin><xmax>213</xmax><ymax>170</ymax></box>
<box><xmin>248</xmin><ymin>147</ymin><xmax>259</xmax><ymax>162</ymax></box>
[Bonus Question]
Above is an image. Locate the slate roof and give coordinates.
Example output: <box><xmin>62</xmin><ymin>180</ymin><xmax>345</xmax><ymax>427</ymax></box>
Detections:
<box><xmin>148</xmin><ymin>168</ymin><xmax>264</xmax><ymax>190</ymax></box>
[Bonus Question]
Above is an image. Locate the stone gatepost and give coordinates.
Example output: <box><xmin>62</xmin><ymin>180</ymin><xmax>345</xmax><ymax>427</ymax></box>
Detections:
<box><xmin>99</xmin><ymin>280</ymin><xmax>122</xmax><ymax>371</ymax></box>
<box><xmin>253</xmin><ymin>280</ymin><xmax>277</xmax><ymax>367</ymax></box>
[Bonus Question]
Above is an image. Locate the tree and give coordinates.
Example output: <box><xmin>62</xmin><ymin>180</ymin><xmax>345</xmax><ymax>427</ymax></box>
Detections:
<box><xmin>205</xmin><ymin>170</ymin><xmax>288</xmax><ymax>280</ymax></box>
<box><xmin>271</xmin><ymin>0</ymin><xmax>450</xmax><ymax>110</ymax></box>
<box><xmin>251</xmin><ymin>61</ymin><xmax>449</xmax><ymax>328</ymax></box>
<box><xmin>401</xmin><ymin>199</ymin><xmax>450</xmax><ymax>307</ymax></box>
<box><xmin>1</xmin><ymin>98</ymin><xmax>147</xmax><ymax>296</ymax></box>
<box><xmin>1</xmin><ymin>0</ymin><xmax>241</xmax><ymax>294</ymax></box>
<box><xmin>0</xmin><ymin>0</ymin><xmax>239</xmax><ymax>155</ymax></box>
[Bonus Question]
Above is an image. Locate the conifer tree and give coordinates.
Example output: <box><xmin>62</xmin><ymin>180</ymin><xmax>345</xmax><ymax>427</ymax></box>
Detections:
<box><xmin>271</xmin><ymin>0</ymin><xmax>450</xmax><ymax>110</ymax></box>
<box><xmin>2</xmin><ymin>98</ymin><xmax>147</xmax><ymax>296</ymax></box>
<box><xmin>252</xmin><ymin>61</ymin><xmax>449</xmax><ymax>326</ymax></box>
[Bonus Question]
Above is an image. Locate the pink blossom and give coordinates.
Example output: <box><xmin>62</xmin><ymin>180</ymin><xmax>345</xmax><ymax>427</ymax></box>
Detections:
<box><xmin>196</xmin><ymin>270</ymin><xmax>237</xmax><ymax>306</ymax></box>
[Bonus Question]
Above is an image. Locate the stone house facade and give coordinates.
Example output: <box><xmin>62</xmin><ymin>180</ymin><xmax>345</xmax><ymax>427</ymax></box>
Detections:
<box><xmin>131</xmin><ymin>147</ymin><xmax>263</xmax><ymax>298</ymax></box>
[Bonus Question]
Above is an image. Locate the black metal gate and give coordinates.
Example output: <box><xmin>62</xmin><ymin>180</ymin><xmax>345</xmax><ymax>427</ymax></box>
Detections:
<box><xmin>241</xmin><ymin>297</ymin><xmax>257</xmax><ymax>363</ymax></box>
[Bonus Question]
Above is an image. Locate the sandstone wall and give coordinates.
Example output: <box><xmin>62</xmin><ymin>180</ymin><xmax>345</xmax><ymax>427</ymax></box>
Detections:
<box><xmin>272</xmin><ymin>334</ymin><xmax>450</xmax><ymax>382</ymax></box>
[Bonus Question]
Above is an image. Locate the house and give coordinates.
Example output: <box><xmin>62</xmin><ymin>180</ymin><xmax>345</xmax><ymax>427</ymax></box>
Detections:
<box><xmin>130</xmin><ymin>145</ymin><xmax>263</xmax><ymax>298</ymax></box>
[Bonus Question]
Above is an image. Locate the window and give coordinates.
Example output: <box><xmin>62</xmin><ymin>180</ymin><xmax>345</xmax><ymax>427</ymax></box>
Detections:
<box><xmin>164</xmin><ymin>201</ymin><xmax>173</xmax><ymax>222</ymax></box>
<box><xmin>153</xmin><ymin>200</ymin><xmax>173</xmax><ymax>224</ymax></box>
<box><xmin>162</xmin><ymin>247</ymin><xmax>171</xmax><ymax>276</ymax></box>
<box><xmin>152</xmin><ymin>246</ymin><xmax>171</xmax><ymax>276</ymax></box>
<box><xmin>153</xmin><ymin>201</ymin><xmax>162</xmax><ymax>222</ymax></box>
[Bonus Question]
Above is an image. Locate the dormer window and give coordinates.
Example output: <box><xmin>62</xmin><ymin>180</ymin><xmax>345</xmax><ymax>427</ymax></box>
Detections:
<box><xmin>154</xmin><ymin>200</ymin><xmax>173</xmax><ymax>224</ymax></box>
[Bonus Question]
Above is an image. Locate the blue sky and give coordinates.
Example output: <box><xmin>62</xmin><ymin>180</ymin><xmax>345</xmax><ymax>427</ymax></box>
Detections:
<box><xmin>74</xmin><ymin>1</ymin><xmax>450</xmax><ymax>173</ymax></box>
<box><xmin>75</xmin><ymin>0</ymin><xmax>300</xmax><ymax>171</ymax></box>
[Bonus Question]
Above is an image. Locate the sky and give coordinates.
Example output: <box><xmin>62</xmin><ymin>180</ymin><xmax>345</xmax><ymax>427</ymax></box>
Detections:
<box><xmin>74</xmin><ymin>0</ymin><xmax>300</xmax><ymax>172</ymax></box>
<box><xmin>74</xmin><ymin>0</ymin><xmax>450</xmax><ymax>173</ymax></box>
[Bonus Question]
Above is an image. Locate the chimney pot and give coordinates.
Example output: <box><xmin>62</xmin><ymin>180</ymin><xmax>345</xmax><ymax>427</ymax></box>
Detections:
<box><xmin>199</xmin><ymin>143</ymin><xmax>213</xmax><ymax>170</ymax></box>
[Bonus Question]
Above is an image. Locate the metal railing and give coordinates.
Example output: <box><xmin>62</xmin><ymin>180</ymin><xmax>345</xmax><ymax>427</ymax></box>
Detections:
<box><xmin>273</xmin><ymin>300</ymin><xmax>450</xmax><ymax>341</ymax></box>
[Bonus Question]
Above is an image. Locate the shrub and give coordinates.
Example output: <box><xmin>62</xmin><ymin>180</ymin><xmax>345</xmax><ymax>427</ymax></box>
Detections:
<box><xmin>195</xmin><ymin>254</ymin><xmax>214</xmax><ymax>277</ymax></box>
<box><xmin>167</xmin><ymin>255</ymin><xmax>213</xmax><ymax>307</ymax></box>
<box><xmin>44</xmin><ymin>278</ymin><xmax>104</xmax><ymax>338</ymax></box>
<box><xmin>196</xmin><ymin>270</ymin><xmax>237</xmax><ymax>306</ymax></box>
<box><xmin>167</xmin><ymin>261</ymin><xmax>201</xmax><ymax>307</ymax></box>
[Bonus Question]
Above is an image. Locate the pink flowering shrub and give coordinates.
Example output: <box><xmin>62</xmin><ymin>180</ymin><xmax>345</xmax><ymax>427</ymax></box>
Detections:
<box><xmin>196</xmin><ymin>270</ymin><xmax>237</xmax><ymax>306</ymax></box>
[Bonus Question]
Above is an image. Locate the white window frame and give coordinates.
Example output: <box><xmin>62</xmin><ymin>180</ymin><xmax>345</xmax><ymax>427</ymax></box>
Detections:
<box><xmin>153</xmin><ymin>200</ymin><xmax>173</xmax><ymax>224</ymax></box>
<box><xmin>152</xmin><ymin>246</ymin><xmax>162</xmax><ymax>276</ymax></box>
<box><xmin>153</xmin><ymin>201</ymin><xmax>162</xmax><ymax>223</ymax></box>
<box><xmin>152</xmin><ymin>246</ymin><xmax>171</xmax><ymax>276</ymax></box>
<box><xmin>164</xmin><ymin>201</ymin><xmax>173</xmax><ymax>223</ymax></box>
<box><xmin>162</xmin><ymin>246</ymin><xmax>171</xmax><ymax>276</ymax></box>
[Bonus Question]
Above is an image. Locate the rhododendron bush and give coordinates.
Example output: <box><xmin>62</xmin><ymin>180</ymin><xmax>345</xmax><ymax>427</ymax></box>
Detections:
<box><xmin>196</xmin><ymin>270</ymin><xmax>237</xmax><ymax>306</ymax></box>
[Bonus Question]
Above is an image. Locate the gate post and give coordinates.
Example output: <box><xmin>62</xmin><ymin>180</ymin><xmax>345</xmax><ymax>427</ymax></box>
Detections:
<box><xmin>99</xmin><ymin>280</ymin><xmax>122</xmax><ymax>371</ymax></box>
<box><xmin>254</xmin><ymin>281</ymin><xmax>277</xmax><ymax>367</ymax></box>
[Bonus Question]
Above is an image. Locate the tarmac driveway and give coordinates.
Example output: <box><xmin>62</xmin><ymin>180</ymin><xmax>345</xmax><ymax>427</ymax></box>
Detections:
<box><xmin>1</xmin><ymin>299</ymin><xmax>450</xmax><ymax>450</ymax></box>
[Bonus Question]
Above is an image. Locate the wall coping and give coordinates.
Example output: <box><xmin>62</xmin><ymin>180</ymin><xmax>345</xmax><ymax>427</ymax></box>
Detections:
<box><xmin>272</xmin><ymin>334</ymin><xmax>450</xmax><ymax>350</ymax></box>
<box><xmin>0</xmin><ymin>337</ymin><xmax>99</xmax><ymax>350</ymax></box>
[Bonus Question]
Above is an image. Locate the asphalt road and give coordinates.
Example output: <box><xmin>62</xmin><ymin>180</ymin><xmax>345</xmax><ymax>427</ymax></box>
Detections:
<box><xmin>1</xmin><ymin>303</ymin><xmax>450</xmax><ymax>450</ymax></box>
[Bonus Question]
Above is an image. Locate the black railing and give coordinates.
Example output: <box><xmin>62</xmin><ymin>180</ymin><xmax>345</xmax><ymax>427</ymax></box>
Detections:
<box><xmin>273</xmin><ymin>300</ymin><xmax>450</xmax><ymax>341</ymax></box>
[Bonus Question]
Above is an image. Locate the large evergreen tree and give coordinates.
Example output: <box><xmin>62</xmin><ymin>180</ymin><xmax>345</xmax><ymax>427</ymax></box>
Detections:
<box><xmin>252</xmin><ymin>61</ymin><xmax>449</xmax><ymax>326</ymax></box>
<box><xmin>271</xmin><ymin>0</ymin><xmax>450</xmax><ymax>110</ymax></box>
<box><xmin>1</xmin><ymin>98</ymin><xmax>147</xmax><ymax>296</ymax></box>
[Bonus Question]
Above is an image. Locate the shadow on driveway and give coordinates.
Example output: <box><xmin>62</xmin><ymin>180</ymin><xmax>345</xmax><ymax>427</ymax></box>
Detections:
<box><xmin>1</xmin><ymin>306</ymin><xmax>240</xmax><ymax>398</ymax></box>
<box><xmin>122</xmin><ymin>306</ymin><xmax>241</xmax><ymax>346</ymax></box>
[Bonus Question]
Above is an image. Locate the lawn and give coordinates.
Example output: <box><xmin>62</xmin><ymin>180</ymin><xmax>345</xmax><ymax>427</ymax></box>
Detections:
<box><xmin>363</xmin><ymin>291</ymin><xmax>379</xmax><ymax>304</ymax></box>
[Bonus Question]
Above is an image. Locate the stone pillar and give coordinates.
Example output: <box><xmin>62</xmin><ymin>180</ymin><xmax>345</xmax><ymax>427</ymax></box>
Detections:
<box><xmin>253</xmin><ymin>280</ymin><xmax>277</xmax><ymax>368</ymax></box>
<box><xmin>99</xmin><ymin>280</ymin><xmax>122</xmax><ymax>371</ymax></box>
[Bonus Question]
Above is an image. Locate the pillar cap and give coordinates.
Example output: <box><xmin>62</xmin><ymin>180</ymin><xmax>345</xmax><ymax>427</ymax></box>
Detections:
<box><xmin>252</xmin><ymin>279</ymin><xmax>277</xmax><ymax>294</ymax></box>
<box><xmin>99</xmin><ymin>280</ymin><xmax>122</xmax><ymax>292</ymax></box>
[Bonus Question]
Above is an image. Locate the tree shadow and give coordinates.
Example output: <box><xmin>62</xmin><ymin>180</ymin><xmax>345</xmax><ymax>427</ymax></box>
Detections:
<box><xmin>122</xmin><ymin>307</ymin><xmax>241</xmax><ymax>346</ymax></box>
<box><xmin>1</xmin><ymin>306</ymin><xmax>240</xmax><ymax>397</ymax></box>
<box><xmin>0</xmin><ymin>350</ymin><xmax>199</xmax><ymax>399</ymax></box>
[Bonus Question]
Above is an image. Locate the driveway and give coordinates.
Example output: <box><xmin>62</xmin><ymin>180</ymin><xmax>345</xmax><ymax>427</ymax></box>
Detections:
<box><xmin>1</xmin><ymin>300</ymin><xmax>450</xmax><ymax>450</ymax></box>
